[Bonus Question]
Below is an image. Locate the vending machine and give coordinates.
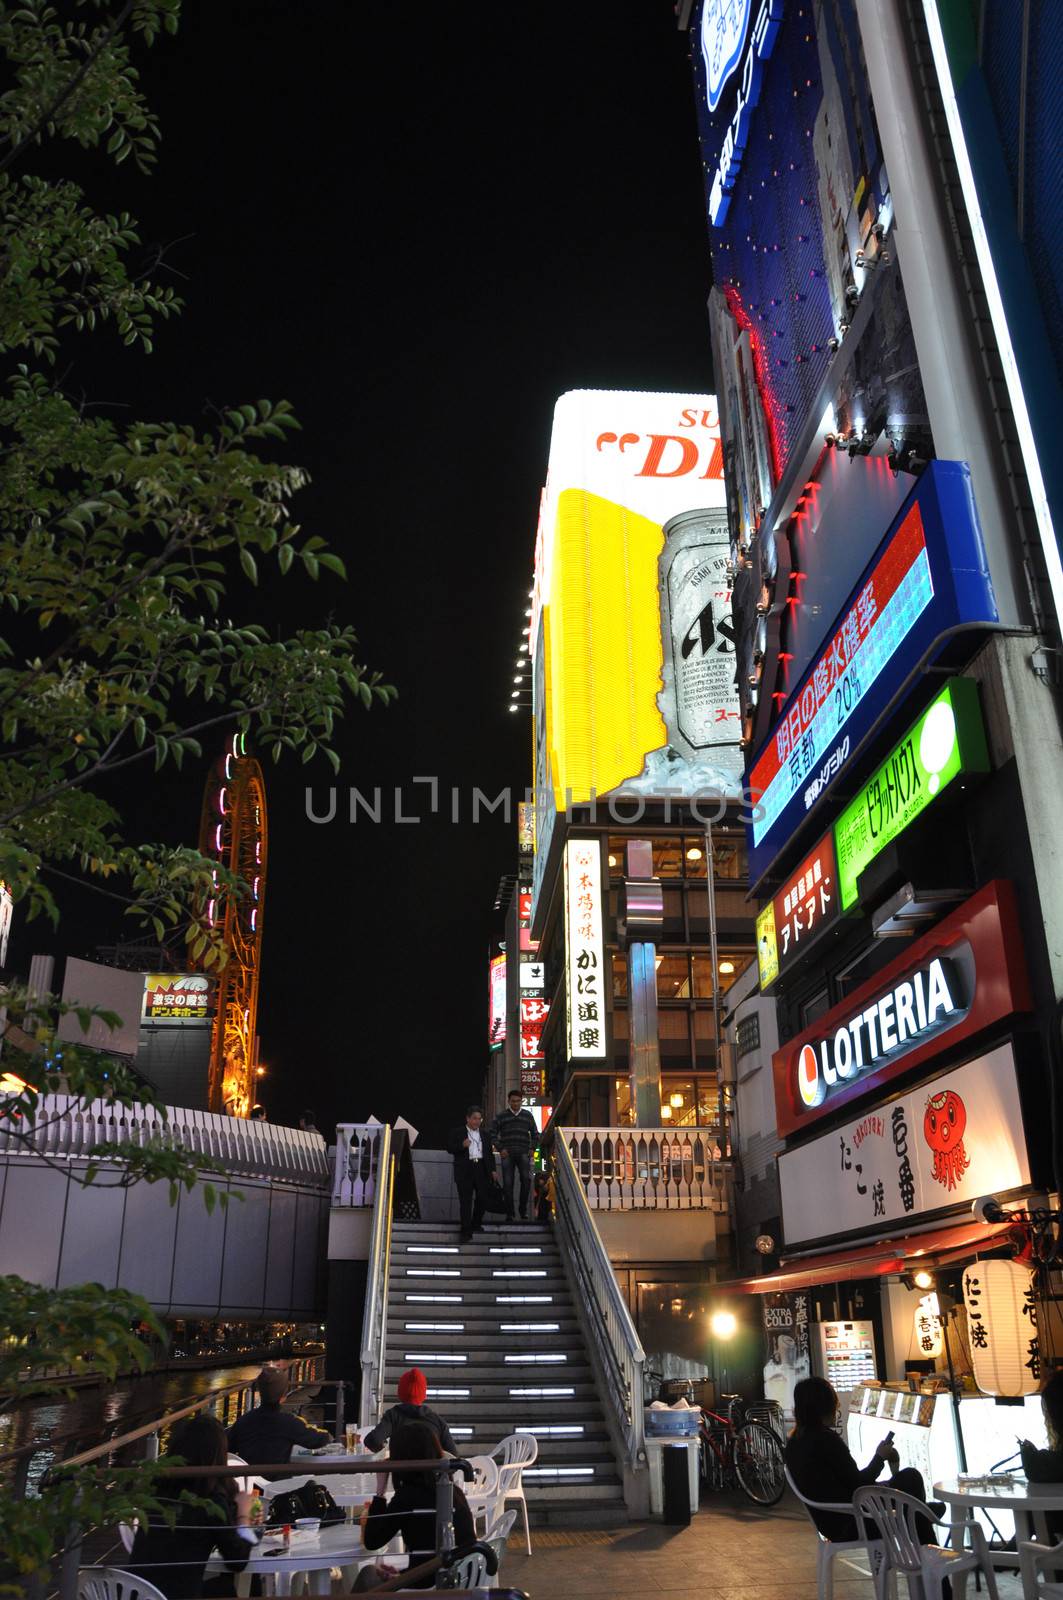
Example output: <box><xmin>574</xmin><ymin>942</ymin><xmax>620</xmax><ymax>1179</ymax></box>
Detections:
<box><xmin>811</xmin><ymin>1319</ymin><xmax>878</xmax><ymax>1393</ymax></box>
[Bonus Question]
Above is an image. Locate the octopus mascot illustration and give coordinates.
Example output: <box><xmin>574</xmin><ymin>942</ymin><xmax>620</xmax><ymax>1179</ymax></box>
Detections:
<box><xmin>924</xmin><ymin>1088</ymin><xmax>971</xmax><ymax>1191</ymax></box>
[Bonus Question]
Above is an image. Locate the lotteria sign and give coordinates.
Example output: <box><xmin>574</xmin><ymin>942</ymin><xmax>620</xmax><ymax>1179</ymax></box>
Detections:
<box><xmin>834</xmin><ymin>677</ymin><xmax>989</xmax><ymax>910</ymax></box>
<box><xmin>794</xmin><ymin>956</ymin><xmax>964</xmax><ymax>1111</ymax></box>
<box><xmin>746</xmin><ymin>462</ymin><xmax>998</xmax><ymax>889</ymax></box>
<box><xmin>772</xmin><ymin>879</ymin><xmax>1030</xmax><ymax>1138</ymax></box>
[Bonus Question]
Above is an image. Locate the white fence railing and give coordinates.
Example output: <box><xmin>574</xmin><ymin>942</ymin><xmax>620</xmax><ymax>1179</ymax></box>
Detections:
<box><xmin>332</xmin><ymin>1122</ymin><xmax>387</xmax><ymax>1206</ymax></box>
<box><xmin>554</xmin><ymin>1128</ymin><xmax>646</xmax><ymax>1472</ymax></box>
<box><xmin>359</xmin><ymin>1122</ymin><xmax>394</xmax><ymax>1431</ymax></box>
<box><xmin>566</xmin><ymin>1125</ymin><xmax>731</xmax><ymax>1211</ymax></box>
<box><xmin>0</xmin><ymin>1093</ymin><xmax>329</xmax><ymax>1184</ymax></box>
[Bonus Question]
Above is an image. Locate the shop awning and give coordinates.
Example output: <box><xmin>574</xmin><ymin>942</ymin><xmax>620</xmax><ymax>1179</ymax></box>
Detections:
<box><xmin>725</xmin><ymin>1220</ymin><xmax>1016</xmax><ymax>1294</ymax></box>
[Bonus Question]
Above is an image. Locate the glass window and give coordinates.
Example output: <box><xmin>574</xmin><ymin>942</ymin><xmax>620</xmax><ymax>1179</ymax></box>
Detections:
<box><xmin>712</xmin><ymin>833</ymin><xmax>747</xmax><ymax>880</ymax></box>
<box><xmin>697</xmin><ymin>1079</ymin><xmax>720</xmax><ymax>1130</ymax></box>
<box><xmin>606</xmin><ymin>836</ymin><xmax>626</xmax><ymax>876</ymax></box>
<box><xmin>656</xmin><ymin>954</ymin><xmax>691</xmax><ymax>1000</ymax></box>
<box><xmin>692</xmin><ymin>951</ymin><xmax>755</xmax><ymax>997</ymax></box>
<box><xmin>612</xmin><ymin>953</ymin><xmax>628</xmax><ymax>999</ymax></box>
<box><xmin>681</xmin><ymin>837</ymin><xmax>707</xmax><ymax>878</ymax></box>
<box><xmin>661</xmin><ymin>1078</ymin><xmax>696</xmax><ymax>1126</ymax></box>
<box><xmin>615</xmin><ymin>1076</ymin><xmax>634</xmax><ymax>1126</ymax></box>
<box><xmin>652</xmin><ymin>838</ymin><xmax>683</xmax><ymax>878</ymax></box>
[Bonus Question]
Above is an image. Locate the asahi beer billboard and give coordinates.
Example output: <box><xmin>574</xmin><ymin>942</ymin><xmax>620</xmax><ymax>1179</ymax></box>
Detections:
<box><xmin>530</xmin><ymin>390</ymin><xmax>745</xmax><ymax>910</ymax></box>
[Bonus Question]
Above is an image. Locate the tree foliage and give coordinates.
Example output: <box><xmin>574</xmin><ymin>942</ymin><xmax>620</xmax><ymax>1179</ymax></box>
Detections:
<box><xmin>0</xmin><ymin>1</ymin><xmax>389</xmax><ymax>1579</ymax></box>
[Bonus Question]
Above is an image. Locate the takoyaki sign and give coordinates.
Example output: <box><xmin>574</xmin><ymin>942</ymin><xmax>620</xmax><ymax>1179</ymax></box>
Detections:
<box><xmin>773</xmin><ymin>880</ymin><xmax>1031</xmax><ymax>1138</ymax></box>
<box><xmin>780</xmin><ymin>1041</ymin><xmax>1031</xmax><ymax>1248</ymax></box>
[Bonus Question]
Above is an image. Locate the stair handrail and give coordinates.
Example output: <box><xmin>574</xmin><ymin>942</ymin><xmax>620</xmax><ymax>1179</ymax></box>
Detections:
<box><xmin>359</xmin><ymin>1120</ymin><xmax>395</xmax><ymax>1430</ymax></box>
<box><xmin>553</xmin><ymin>1126</ymin><xmax>646</xmax><ymax>1470</ymax></box>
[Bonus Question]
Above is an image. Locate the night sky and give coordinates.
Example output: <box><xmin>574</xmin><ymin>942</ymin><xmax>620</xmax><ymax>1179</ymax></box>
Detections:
<box><xmin>19</xmin><ymin>1</ymin><xmax>718</xmax><ymax>1144</ymax></box>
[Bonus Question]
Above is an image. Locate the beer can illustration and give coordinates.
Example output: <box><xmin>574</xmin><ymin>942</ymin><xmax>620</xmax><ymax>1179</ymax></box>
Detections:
<box><xmin>658</xmin><ymin>507</ymin><xmax>737</xmax><ymax>759</ymax></box>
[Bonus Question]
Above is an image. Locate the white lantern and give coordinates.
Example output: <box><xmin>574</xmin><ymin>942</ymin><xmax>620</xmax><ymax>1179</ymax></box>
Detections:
<box><xmin>913</xmin><ymin>1293</ymin><xmax>943</xmax><ymax>1360</ymax></box>
<box><xmin>962</xmin><ymin>1259</ymin><xmax>1040</xmax><ymax>1397</ymax></box>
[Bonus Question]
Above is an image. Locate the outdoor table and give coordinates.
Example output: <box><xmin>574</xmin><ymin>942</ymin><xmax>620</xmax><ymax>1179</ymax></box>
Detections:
<box><xmin>243</xmin><ymin>1521</ymin><xmax>374</xmax><ymax>1596</ymax></box>
<box><xmin>289</xmin><ymin>1446</ymin><xmax>383</xmax><ymax>1507</ymax></box>
<box><xmin>935</xmin><ymin>1476</ymin><xmax>1063</xmax><ymax>1598</ymax></box>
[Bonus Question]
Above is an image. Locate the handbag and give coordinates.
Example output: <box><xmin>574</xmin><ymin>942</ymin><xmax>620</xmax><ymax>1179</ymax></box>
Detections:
<box><xmin>267</xmin><ymin>1479</ymin><xmax>344</xmax><ymax>1528</ymax></box>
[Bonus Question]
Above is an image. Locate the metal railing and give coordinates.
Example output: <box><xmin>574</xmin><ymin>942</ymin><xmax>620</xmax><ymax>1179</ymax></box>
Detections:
<box><xmin>565</xmin><ymin>1124</ymin><xmax>732</xmax><ymax>1210</ymax></box>
<box><xmin>0</xmin><ymin>1094</ymin><xmax>329</xmax><ymax>1184</ymax></box>
<box><xmin>553</xmin><ymin>1129</ymin><xmax>646</xmax><ymax>1472</ymax></box>
<box><xmin>359</xmin><ymin>1122</ymin><xmax>395</xmax><ymax>1431</ymax></box>
<box><xmin>332</xmin><ymin>1120</ymin><xmax>388</xmax><ymax>1205</ymax></box>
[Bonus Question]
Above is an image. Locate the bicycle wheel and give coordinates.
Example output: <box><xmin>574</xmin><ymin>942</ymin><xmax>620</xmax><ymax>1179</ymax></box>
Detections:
<box><xmin>734</xmin><ymin>1420</ymin><xmax>786</xmax><ymax>1506</ymax></box>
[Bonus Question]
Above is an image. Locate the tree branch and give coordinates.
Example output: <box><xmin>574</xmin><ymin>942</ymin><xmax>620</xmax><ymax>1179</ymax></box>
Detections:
<box><xmin>0</xmin><ymin>1</ymin><xmax>136</xmax><ymax>177</ymax></box>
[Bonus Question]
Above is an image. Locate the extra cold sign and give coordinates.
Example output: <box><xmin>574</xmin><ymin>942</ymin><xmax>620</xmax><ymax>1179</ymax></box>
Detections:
<box><xmin>772</xmin><ymin>880</ymin><xmax>1031</xmax><ymax>1138</ymax></box>
<box><xmin>796</xmin><ymin>957</ymin><xmax>963</xmax><ymax>1109</ymax></box>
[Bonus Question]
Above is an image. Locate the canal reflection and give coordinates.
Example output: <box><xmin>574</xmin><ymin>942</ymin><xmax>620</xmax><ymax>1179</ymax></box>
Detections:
<box><xmin>0</xmin><ymin>1363</ymin><xmax>264</xmax><ymax>1492</ymax></box>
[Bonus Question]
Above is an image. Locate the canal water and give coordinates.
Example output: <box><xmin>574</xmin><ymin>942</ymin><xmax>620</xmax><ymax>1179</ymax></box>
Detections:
<box><xmin>0</xmin><ymin>1363</ymin><xmax>265</xmax><ymax>1493</ymax></box>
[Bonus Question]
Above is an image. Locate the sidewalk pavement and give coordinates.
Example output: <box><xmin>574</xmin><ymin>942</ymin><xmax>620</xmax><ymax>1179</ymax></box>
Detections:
<box><xmin>499</xmin><ymin>1492</ymin><xmax>1026</xmax><ymax>1598</ymax></box>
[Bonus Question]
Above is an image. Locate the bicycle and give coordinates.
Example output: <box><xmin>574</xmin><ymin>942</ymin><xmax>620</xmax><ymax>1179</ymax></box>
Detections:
<box><xmin>698</xmin><ymin>1394</ymin><xmax>786</xmax><ymax>1506</ymax></box>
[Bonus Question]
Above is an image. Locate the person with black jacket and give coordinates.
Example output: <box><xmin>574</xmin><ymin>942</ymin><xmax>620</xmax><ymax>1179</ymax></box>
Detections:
<box><xmin>364</xmin><ymin>1367</ymin><xmax>457</xmax><ymax>1455</ymax></box>
<box><xmin>227</xmin><ymin>1366</ymin><xmax>330</xmax><ymax>1474</ymax></box>
<box><xmin>128</xmin><ymin>1414</ymin><xmax>259</xmax><ymax>1600</ymax></box>
<box><xmin>446</xmin><ymin>1105</ymin><xmax>499</xmax><ymax>1243</ymax></box>
<box><xmin>785</xmin><ymin>1377</ymin><xmax>944</xmax><ymax>1543</ymax></box>
<box><xmin>1020</xmin><ymin>1371</ymin><xmax>1063</xmax><ymax>1538</ymax></box>
<box><xmin>357</xmin><ymin>1422</ymin><xmax>475</xmax><ymax>1590</ymax></box>
<box><xmin>490</xmin><ymin>1090</ymin><xmax>539</xmax><ymax>1221</ymax></box>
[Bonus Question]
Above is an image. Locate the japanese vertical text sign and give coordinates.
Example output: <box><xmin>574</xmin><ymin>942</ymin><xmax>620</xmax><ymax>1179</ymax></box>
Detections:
<box><xmin>564</xmin><ymin>838</ymin><xmax>607</xmax><ymax>1060</ymax></box>
<box><xmin>755</xmin><ymin>833</ymin><xmax>839</xmax><ymax>990</ymax></box>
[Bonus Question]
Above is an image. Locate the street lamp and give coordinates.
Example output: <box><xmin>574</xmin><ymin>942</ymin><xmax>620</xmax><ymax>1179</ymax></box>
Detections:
<box><xmin>710</xmin><ymin>1307</ymin><xmax>738</xmax><ymax>1402</ymax></box>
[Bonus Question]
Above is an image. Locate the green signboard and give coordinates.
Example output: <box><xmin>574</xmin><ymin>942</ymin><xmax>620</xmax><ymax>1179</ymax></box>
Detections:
<box><xmin>834</xmin><ymin>678</ymin><xmax>989</xmax><ymax>911</ymax></box>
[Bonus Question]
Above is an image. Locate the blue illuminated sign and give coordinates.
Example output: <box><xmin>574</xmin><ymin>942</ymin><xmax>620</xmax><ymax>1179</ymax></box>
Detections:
<box><xmin>746</xmin><ymin>462</ymin><xmax>998</xmax><ymax>887</ymax></box>
<box><xmin>701</xmin><ymin>0</ymin><xmax>753</xmax><ymax>113</ymax></box>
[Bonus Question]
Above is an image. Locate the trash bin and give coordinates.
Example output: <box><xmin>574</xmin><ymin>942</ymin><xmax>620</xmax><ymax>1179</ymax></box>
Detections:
<box><xmin>662</xmin><ymin>1442</ymin><xmax>692</xmax><ymax>1526</ymax></box>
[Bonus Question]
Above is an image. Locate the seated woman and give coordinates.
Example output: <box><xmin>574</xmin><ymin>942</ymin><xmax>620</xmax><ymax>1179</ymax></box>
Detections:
<box><xmin>128</xmin><ymin>1413</ymin><xmax>259</xmax><ymax>1600</ymax></box>
<box><xmin>785</xmin><ymin>1376</ymin><xmax>941</xmax><ymax>1542</ymax></box>
<box><xmin>1021</xmin><ymin>1370</ymin><xmax>1063</xmax><ymax>1538</ymax></box>
<box><xmin>355</xmin><ymin>1420</ymin><xmax>475</xmax><ymax>1591</ymax></box>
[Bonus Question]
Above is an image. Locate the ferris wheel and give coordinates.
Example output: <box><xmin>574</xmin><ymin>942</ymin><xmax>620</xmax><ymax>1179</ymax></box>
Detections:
<box><xmin>197</xmin><ymin>731</ymin><xmax>268</xmax><ymax>1117</ymax></box>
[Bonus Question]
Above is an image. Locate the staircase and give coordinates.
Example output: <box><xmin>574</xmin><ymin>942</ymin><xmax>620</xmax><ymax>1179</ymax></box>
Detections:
<box><xmin>385</xmin><ymin>1216</ymin><xmax>628</xmax><ymax>1526</ymax></box>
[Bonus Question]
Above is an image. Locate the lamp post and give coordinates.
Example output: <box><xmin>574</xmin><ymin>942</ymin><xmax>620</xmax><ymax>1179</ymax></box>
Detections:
<box><xmin>704</xmin><ymin>821</ymin><xmax>728</xmax><ymax>1154</ymax></box>
<box><xmin>710</xmin><ymin>1308</ymin><xmax>738</xmax><ymax>1402</ymax></box>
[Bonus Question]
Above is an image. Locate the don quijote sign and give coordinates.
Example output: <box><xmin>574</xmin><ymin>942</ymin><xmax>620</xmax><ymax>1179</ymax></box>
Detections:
<box><xmin>772</xmin><ymin>880</ymin><xmax>1031</xmax><ymax>1139</ymax></box>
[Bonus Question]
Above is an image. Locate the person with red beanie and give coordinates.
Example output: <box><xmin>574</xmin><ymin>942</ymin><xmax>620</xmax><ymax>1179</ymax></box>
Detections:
<box><xmin>363</xmin><ymin>1367</ymin><xmax>457</xmax><ymax>1455</ymax></box>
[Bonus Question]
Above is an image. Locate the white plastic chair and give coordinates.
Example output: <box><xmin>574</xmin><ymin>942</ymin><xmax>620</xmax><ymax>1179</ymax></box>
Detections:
<box><xmin>490</xmin><ymin>1433</ymin><xmax>537</xmax><ymax>1557</ymax></box>
<box><xmin>460</xmin><ymin>1454</ymin><xmax>502</xmax><ymax>1534</ymax></box>
<box><xmin>78</xmin><ymin>1569</ymin><xmax>168</xmax><ymax>1600</ymax></box>
<box><xmin>853</xmin><ymin>1484</ymin><xmax>1000</xmax><ymax>1600</ymax></box>
<box><xmin>443</xmin><ymin>1549</ymin><xmax>489</xmax><ymax>1587</ymax></box>
<box><xmin>1020</xmin><ymin>1538</ymin><xmax>1063</xmax><ymax>1597</ymax></box>
<box><xmin>784</xmin><ymin>1465</ymin><xmax>885</xmax><ymax>1600</ymax></box>
<box><xmin>483</xmin><ymin>1508</ymin><xmax>517</xmax><ymax>1590</ymax></box>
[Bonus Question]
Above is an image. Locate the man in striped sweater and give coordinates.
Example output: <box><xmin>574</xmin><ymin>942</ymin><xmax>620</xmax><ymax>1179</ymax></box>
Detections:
<box><xmin>490</xmin><ymin>1090</ymin><xmax>539</xmax><ymax>1221</ymax></box>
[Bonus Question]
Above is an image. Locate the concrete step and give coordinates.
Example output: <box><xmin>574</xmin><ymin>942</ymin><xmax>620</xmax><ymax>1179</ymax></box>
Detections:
<box><xmin>391</xmin><ymin>1316</ymin><xmax>582</xmax><ymax>1337</ymax></box>
<box><xmin>385</xmin><ymin>1340</ymin><xmax>584</xmax><ymax>1363</ymax></box>
<box><xmin>388</xmin><ymin>1288</ymin><xmax>571</xmax><ymax>1307</ymax></box>
<box><xmin>528</xmin><ymin>1497</ymin><xmax>629</xmax><ymax>1528</ymax></box>
<box><xmin>393</xmin><ymin>1265</ymin><xmax>563</xmax><ymax>1284</ymax></box>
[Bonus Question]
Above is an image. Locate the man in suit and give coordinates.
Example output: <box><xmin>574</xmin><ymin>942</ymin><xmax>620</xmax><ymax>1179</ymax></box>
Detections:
<box><xmin>447</xmin><ymin>1104</ymin><xmax>499</xmax><ymax>1243</ymax></box>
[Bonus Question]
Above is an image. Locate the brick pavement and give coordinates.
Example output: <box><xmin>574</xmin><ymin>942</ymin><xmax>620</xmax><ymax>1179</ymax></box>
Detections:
<box><xmin>498</xmin><ymin>1492</ymin><xmax>1026</xmax><ymax>1598</ymax></box>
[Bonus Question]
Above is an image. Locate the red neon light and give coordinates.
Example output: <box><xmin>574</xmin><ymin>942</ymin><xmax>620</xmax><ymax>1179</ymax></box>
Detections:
<box><xmin>722</xmin><ymin>284</ymin><xmax>785</xmax><ymax>483</ymax></box>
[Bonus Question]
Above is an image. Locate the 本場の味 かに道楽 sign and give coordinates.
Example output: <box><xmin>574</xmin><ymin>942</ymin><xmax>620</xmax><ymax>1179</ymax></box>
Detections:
<box><xmin>565</xmin><ymin>838</ymin><xmax>606</xmax><ymax>1060</ymax></box>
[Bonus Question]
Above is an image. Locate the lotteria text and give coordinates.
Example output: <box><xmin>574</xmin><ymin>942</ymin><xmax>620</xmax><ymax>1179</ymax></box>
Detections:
<box><xmin>796</xmin><ymin>957</ymin><xmax>964</xmax><ymax>1110</ymax></box>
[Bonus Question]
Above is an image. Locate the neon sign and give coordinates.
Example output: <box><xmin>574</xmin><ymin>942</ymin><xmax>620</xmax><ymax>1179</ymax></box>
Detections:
<box><xmin>707</xmin><ymin>0</ymin><xmax>784</xmax><ymax>226</ymax></box>
<box><xmin>746</xmin><ymin>462</ymin><xmax>999</xmax><ymax>888</ymax></box>
<box><xmin>834</xmin><ymin>678</ymin><xmax>989</xmax><ymax>910</ymax></box>
<box><xmin>701</xmin><ymin>0</ymin><xmax>753</xmax><ymax>112</ymax></box>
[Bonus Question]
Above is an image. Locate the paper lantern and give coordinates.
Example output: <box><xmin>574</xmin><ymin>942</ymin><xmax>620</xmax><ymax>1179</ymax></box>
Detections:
<box><xmin>913</xmin><ymin>1293</ymin><xmax>943</xmax><ymax>1360</ymax></box>
<box><xmin>962</xmin><ymin>1260</ymin><xmax>1040</xmax><ymax>1397</ymax></box>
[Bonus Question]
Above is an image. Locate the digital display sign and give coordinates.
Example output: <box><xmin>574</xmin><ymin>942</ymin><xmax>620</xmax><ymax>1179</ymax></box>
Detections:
<box><xmin>488</xmin><ymin>953</ymin><xmax>506</xmax><ymax>1048</ymax></box>
<box><xmin>746</xmin><ymin>463</ymin><xmax>998</xmax><ymax>886</ymax></box>
<box><xmin>834</xmin><ymin>678</ymin><xmax>989</xmax><ymax>910</ymax></box>
<box><xmin>756</xmin><ymin>833</ymin><xmax>840</xmax><ymax>992</ymax></box>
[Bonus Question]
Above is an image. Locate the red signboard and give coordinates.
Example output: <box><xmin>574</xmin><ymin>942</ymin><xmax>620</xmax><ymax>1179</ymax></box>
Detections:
<box><xmin>520</xmin><ymin>995</ymin><xmax>548</xmax><ymax>1059</ymax></box>
<box><xmin>757</xmin><ymin>832</ymin><xmax>840</xmax><ymax>990</ymax></box>
<box><xmin>772</xmin><ymin>880</ymin><xmax>1031</xmax><ymax>1139</ymax></box>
